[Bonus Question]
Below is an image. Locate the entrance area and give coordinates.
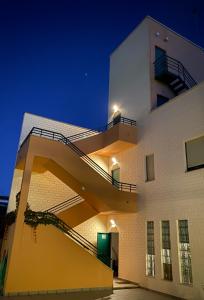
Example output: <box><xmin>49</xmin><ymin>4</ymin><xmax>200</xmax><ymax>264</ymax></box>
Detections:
<box><xmin>97</xmin><ymin>232</ymin><xmax>119</xmax><ymax>277</ymax></box>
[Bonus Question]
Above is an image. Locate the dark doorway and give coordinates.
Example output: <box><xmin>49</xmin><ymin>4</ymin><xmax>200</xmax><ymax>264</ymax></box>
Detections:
<box><xmin>155</xmin><ymin>46</ymin><xmax>166</xmax><ymax>61</ymax></box>
<box><xmin>111</xmin><ymin>232</ymin><xmax>119</xmax><ymax>277</ymax></box>
<box><xmin>113</xmin><ymin>112</ymin><xmax>121</xmax><ymax>125</ymax></box>
<box><xmin>111</xmin><ymin>168</ymin><xmax>120</xmax><ymax>185</ymax></box>
<box><xmin>97</xmin><ymin>232</ymin><xmax>119</xmax><ymax>277</ymax></box>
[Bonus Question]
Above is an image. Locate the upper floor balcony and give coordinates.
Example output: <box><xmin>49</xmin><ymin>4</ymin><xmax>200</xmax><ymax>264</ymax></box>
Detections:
<box><xmin>154</xmin><ymin>54</ymin><xmax>197</xmax><ymax>95</ymax></box>
<box><xmin>70</xmin><ymin>115</ymin><xmax>137</xmax><ymax>157</ymax></box>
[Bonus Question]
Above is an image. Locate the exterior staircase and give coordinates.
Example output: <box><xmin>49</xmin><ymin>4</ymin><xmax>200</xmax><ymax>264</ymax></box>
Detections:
<box><xmin>154</xmin><ymin>54</ymin><xmax>197</xmax><ymax>95</ymax></box>
<box><xmin>44</xmin><ymin>195</ymin><xmax>98</xmax><ymax>227</ymax></box>
<box><xmin>17</xmin><ymin>123</ymin><xmax>137</xmax><ymax>213</ymax></box>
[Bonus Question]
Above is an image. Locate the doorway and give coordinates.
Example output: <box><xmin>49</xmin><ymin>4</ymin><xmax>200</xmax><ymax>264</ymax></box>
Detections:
<box><xmin>155</xmin><ymin>46</ymin><xmax>166</xmax><ymax>60</ymax></box>
<box><xmin>112</xmin><ymin>168</ymin><xmax>120</xmax><ymax>185</ymax></box>
<box><xmin>97</xmin><ymin>232</ymin><xmax>119</xmax><ymax>277</ymax></box>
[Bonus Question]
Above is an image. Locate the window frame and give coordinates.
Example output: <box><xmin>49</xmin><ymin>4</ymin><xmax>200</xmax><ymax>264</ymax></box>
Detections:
<box><xmin>185</xmin><ymin>136</ymin><xmax>204</xmax><ymax>172</ymax></box>
<box><xmin>177</xmin><ymin>220</ymin><xmax>193</xmax><ymax>285</ymax></box>
<box><xmin>146</xmin><ymin>221</ymin><xmax>155</xmax><ymax>277</ymax></box>
<box><xmin>145</xmin><ymin>154</ymin><xmax>155</xmax><ymax>182</ymax></box>
<box><xmin>160</xmin><ymin>220</ymin><xmax>173</xmax><ymax>281</ymax></box>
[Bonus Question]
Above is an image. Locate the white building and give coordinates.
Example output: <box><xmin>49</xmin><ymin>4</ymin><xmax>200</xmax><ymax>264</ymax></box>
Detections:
<box><xmin>1</xmin><ymin>16</ymin><xmax>204</xmax><ymax>299</ymax></box>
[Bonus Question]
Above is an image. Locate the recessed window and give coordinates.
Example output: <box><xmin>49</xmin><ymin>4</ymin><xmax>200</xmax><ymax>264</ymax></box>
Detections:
<box><xmin>157</xmin><ymin>94</ymin><xmax>169</xmax><ymax>107</ymax></box>
<box><xmin>146</xmin><ymin>154</ymin><xmax>155</xmax><ymax>182</ymax></box>
<box><xmin>178</xmin><ymin>220</ymin><xmax>193</xmax><ymax>285</ymax></box>
<box><xmin>161</xmin><ymin>221</ymin><xmax>173</xmax><ymax>281</ymax></box>
<box><xmin>185</xmin><ymin>136</ymin><xmax>204</xmax><ymax>171</ymax></box>
<box><xmin>146</xmin><ymin>221</ymin><xmax>155</xmax><ymax>277</ymax></box>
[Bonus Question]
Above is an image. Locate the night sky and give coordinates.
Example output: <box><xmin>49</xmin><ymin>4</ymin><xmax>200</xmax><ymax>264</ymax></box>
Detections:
<box><xmin>1</xmin><ymin>0</ymin><xmax>204</xmax><ymax>195</ymax></box>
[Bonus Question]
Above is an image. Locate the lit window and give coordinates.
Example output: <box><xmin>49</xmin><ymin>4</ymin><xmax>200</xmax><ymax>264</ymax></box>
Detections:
<box><xmin>146</xmin><ymin>154</ymin><xmax>155</xmax><ymax>182</ymax></box>
<box><xmin>161</xmin><ymin>221</ymin><xmax>173</xmax><ymax>281</ymax></box>
<box><xmin>146</xmin><ymin>221</ymin><xmax>155</xmax><ymax>277</ymax></box>
<box><xmin>185</xmin><ymin>136</ymin><xmax>204</xmax><ymax>171</ymax></box>
<box><xmin>178</xmin><ymin>220</ymin><xmax>193</xmax><ymax>285</ymax></box>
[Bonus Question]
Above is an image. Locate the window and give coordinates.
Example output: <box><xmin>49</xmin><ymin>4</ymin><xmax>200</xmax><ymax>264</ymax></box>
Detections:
<box><xmin>185</xmin><ymin>136</ymin><xmax>204</xmax><ymax>171</ymax></box>
<box><xmin>146</xmin><ymin>154</ymin><xmax>155</xmax><ymax>181</ymax></box>
<box><xmin>161</xmin><ymin>221</ymin><xmax>173</xmax><ymax>281</ymax></box>
<box><xmin>178</xmin><ymin>220</ymin><xmax>193</xmax><ymax>285</ymax></box>
<box><xmin>146</xmin><ymin>221</ymin><xmax>155</xmax><ymax>277</ymax></box>
<box><xmin>157</xmin><ymin>94</ymin><xmax>169</xmax><ymax>107</ymax></box>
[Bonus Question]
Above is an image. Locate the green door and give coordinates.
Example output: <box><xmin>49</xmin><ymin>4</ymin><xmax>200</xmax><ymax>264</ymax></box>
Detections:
<box><xmin>97</xmin><ymin>233</ymin><xmax>111</xmax><ymax>267</ymax></box>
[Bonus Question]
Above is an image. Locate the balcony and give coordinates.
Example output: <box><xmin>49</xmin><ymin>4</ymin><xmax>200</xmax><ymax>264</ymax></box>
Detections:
<box><xmin>154</xmin><ymin>55</ymin><xmax>197</xmax><ymax>95</ymax></box>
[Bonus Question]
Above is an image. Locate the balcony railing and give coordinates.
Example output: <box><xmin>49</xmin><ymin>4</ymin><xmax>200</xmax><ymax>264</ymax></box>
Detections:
<box><xmin>154</xmin><ymin>55</ymin><xmax>197</xmax><ymax>89</ymax></box>
<box><xmin>21</xmin><ymin>127</ymin><xmax>137</xmax><ymax>193</ymax></box>
<box><xmin>68</xmin><ymin>116</ymin><xmax>136</xmax><ymax>142</ymax></box>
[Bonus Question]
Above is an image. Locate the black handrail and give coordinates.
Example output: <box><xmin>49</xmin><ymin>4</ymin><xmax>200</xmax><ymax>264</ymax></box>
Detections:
<box><xmin>7</xmin><ymin>193</ymin><xmax>110</xmax><ymax>266</ymax></box>
<box><xmin>24</xmin><ymin>209</ymin><xmax>110</xmax><ymax>265</ymax></box>
<box><xmin>154</xmin><ymin>54</ymin><xmax>197</xmax><ymax>89</ymax></box>
<box><xmin>21</xmin><ymin>127</ymin><xmax>137</xmax><ymax>193</ymax></box>
<box><xmin>68</xmin><ymin>116</ymin><xmax>137</xmax><ymax>142</ymax></box>
<box><xmin>45</xmin><ymin>195</ymin><xmax>83</xmax><ymax>214</ymax></box>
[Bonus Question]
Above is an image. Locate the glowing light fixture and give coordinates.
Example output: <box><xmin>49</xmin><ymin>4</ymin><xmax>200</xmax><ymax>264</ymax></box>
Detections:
<box><xmin>112</xmin><ymin>157</ymin><xmax>117</xmax><ymax>165</ymax></box>
<box><xmin>110</xmin><ymin>219</ymin><xmax>116</xmax><ymax>227</ymax></box>
<box><xmin>113</xmin><ymin>104</ymin><xmax>119</xmax><ymax>113</ymax></box>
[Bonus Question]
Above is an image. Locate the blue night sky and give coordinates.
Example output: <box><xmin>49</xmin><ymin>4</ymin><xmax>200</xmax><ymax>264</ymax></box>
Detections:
<box><xmin>1</xmin><ymin>0</ymin><xmax>204</xmax><ymax>195</ymax></box>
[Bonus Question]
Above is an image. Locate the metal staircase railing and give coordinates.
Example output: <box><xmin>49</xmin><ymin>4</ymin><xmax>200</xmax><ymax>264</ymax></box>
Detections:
<box><xmin>24</xmin><ymin>210</ymin><xmax>110</xmax><ymax>265</ymax></box>
<box><xmin>154</xmin><ymin>54</ymin><xmax>197</xmax><ymax>89</ymax></box>
<box><xmin>21</xmin><ymin>126</ymin><xmax>137</xmax><ymax>193</ymax></box>
<box><xmin>45</xmin><ymin>195</ymin><xmax>83</xmax><ymax>214</ymax></box>
<box><xmin>6</xmin><ymin>196</ymin><xmax>110</xmax><ymax>266</ymax></box>
<box><xmin>68</xmin><ymin>116</ymin><xmax>136</xmax><ymax>142</ymax></box>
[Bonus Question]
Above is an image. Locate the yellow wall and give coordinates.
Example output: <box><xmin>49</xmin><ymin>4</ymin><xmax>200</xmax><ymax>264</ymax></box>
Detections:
<box><xmin>4</xmin><ymin>224</ymin><xmax>113</xmax><ymax>295</ymax></box>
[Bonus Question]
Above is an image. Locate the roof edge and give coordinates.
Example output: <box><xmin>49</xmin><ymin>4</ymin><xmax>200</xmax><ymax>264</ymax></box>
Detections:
<box><xmin>110</xmin><ymin>15</ymin><xmax>204</xmax><ymax>57</ymax></box>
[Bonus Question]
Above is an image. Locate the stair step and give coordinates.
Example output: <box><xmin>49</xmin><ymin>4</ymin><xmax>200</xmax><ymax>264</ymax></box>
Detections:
<box><xmin>170</xmin><ymin>78</ymin><xmax>180</xmax><ymax>85</ymax></box>
<box><xmin>174</xmin><ymin>85</ymin><xmax>187</xmax><ymax>93</ymax></box>
<box><xmin>170</xmin><ymin>79</ymin><xmax>184</xmax><ymax>88</ymax></box>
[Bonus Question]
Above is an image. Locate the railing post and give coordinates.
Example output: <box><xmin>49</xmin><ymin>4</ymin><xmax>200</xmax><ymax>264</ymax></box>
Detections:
<box><xmin>183</xmin><ymin>66</ymin><xmax>185</xmax><ymax>83</ymax></box>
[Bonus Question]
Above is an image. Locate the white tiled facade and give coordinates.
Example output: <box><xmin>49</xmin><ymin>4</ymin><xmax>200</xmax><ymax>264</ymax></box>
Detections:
<box><xmin>107</xmin><ymin>83</ymin><xmax>204</xmax><ymax>299</ymax></box>
<box><xmin>107</xmin><ymin>17</ymin><xmax>204</xmax><ymax>300</ymax></box>
<box><xmin>19</xmin><ymin>112</ymin><xmax>90</xmax><ymax>146</ymax></box>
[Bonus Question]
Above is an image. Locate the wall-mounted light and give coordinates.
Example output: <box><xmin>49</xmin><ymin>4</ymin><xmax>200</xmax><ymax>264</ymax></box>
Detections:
<box><xmin>155</xmin><ymin>32</ymin><xmax>160</xmax><ymax>37</ymax></box>
<box><xmin>111</xmin><ymin>157</ymin><xmax>117</xmax><ymax>165</ymax></box>
<box><xmin>164</xmin><ymin>36</ymin><xmax>169</xmax><ymax>42</ymax></box>
<box><xmin>110</xmin><ymin>219</ymin><xmax>116</xmax><ymax>227</ymax></box>
<box><xmin>113</xmin><ymin>104</ymin><xmax>119</xmax><ymax>113</ymax></box>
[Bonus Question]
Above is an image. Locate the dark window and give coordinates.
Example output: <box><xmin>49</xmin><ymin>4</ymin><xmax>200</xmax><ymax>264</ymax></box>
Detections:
<box><xmin>178</xmin><ymin>220</ymin><xmax>193</xmax><ymax>284</ymax></box>
<box><xmin>146</xmin><ymin>154</ymin><xmax>155</xmax><ymax>182</ymax></box>
<box><xmin>157</xmin><ymin>94</ymin><xmax>169</xmax><ymax>107</ymax></box>
<box><xmin>185</xmin><ymin>136</ymin><xmax>204</xmax><ymax>171</ymax></box>
<box><xmin>146</xmin><ymin>221</ymin><xmax>155</xmax><ymax>277</ymax></box>
<box><xmin>161</xmin><ymin>221</ymin><xmax>173</xmax><ymax>281</ymax></box>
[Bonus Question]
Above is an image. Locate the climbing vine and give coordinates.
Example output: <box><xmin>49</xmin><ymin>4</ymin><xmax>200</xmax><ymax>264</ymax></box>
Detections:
<box><xmin>5</xmin><ymin>193</ymin><xmax>67</xmax><ymax>234</ymax></box>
